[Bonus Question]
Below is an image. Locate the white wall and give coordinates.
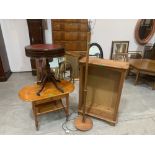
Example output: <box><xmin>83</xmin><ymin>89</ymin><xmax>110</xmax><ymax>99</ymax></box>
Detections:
<box><xmin>0</xmin><ymin>19</ymin><xmax>52</xmax><ymax>72</ymax></box>
<box><xmin>44</xmin><ymin>19</ymin><xmax>52</xmax><ymax>43</ymax></box>
<box><xmin>0</xmin><ymin>19</ymin><xmax>31</xmax><ymax>72</ymax></box>
<box><xmin>46</xmin><ymin>19</ymin><xmax>155</xmax><ymax>59</ymax></box>
<box><xmin>1</xmin><ymin>19</ymin><xmax>155</xmax><ymax>72</ymax></box>
<box><xmin>91</xmin><ymin>19</ymin><xmax>155</xmax><ymax>59</ymax></box>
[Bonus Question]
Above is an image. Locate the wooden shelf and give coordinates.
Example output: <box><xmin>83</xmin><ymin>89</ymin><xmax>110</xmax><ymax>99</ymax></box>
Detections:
<box><xmin>36</xmin><ymin>100</ymin><xmax>65</xmax><ymax>115</ymax></box>
<box><xmin>78</xmin><ymin>58</ymin><xmax>128</xmax><ymax>125</ymax></box>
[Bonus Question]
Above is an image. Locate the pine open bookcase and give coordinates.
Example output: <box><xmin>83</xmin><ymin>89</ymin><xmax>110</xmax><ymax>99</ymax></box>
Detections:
<box><xmin>78</xmin><ymin>57</ymin><xmax>129</xmax><ymax>125</ymax></box>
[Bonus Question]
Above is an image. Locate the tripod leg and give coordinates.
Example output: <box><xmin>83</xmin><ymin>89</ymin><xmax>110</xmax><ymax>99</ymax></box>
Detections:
<box><xmin>50</xmin><ymin>74</ymin><xmax>64</xmax><ymax>93</ymax></box>
<box><xmin>37</xmin><ymin>74</ymin><xmax>44</xmax><ymax>85</ymax></box>
<box><xmin>50</xmin><ymin>72</ymin><xmax>60</xmax><ymax>82</ymax></box>
<box><xmin>36</xmin><ymin>76</ymin><xmax>47</xmax><ymax>96</ymax></box>
<box><xmin>70</xmin><ymin>64</ymin><xmax>74</xmax><ymax>83</ymax></box>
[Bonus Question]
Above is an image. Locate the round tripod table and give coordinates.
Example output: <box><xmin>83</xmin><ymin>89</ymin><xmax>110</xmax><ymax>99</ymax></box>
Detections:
<box><xmin>25</xmin><ymin>44</ymin><xmax>65</xmax><ymax>96</ymax></box>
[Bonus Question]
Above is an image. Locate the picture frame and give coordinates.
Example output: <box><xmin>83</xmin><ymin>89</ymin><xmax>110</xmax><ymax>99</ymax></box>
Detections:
<box><xmin>128</xmin><ymin>51</ymin><xmax>142</xmax><ymax>59</ymax></box>
<box><xmin>110</xmin><ymin>41</ymin><xmax>129</xmax><ymax>60</ymax></box>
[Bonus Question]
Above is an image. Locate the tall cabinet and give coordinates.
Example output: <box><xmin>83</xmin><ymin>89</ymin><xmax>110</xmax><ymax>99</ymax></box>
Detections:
<box><xmin>52</xmin><ymin>19</ymin><xmax>89</xmax><ymax>78</ymax></box>
<box><xmin>0</xmin><ymin>25</ymin><xmax>11</xmax><ymax>81</ymax></box>
<box><xmin>27</xmin><ymin>19</ymin><xmax>45</xmax><ymax>75</ymax></box>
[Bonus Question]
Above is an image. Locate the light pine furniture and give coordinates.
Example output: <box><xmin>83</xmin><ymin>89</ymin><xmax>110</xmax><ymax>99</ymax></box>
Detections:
<box><xmin>65</xmin><ymin>51</ymin><xmax>86</xmax><ymax>79</ymax></box>
<box><xmin>19</xmin><ymin>80</ymin><xmax>74</xmax><ymax>130</ymax></box>
<box><xmin>78</xmin><ymin>57</ymin><xmax>129</xmax><ymax>125</ymax></box>
<box><xmin>129</xmin><ymin>59</ymin><xmax>155</xmax><ymax>89</ymax></box>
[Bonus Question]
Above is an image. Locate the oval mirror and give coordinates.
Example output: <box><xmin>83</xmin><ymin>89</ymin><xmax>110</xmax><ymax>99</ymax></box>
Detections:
<box><xmin>135</xmin><ymin>19</ymin><xmax>155</xmax><ymax>45</ymax></box>
<box><xmin>89</xmin><ymin>43</ymin><xmax>104</xmax><ymax>58</ymax></box>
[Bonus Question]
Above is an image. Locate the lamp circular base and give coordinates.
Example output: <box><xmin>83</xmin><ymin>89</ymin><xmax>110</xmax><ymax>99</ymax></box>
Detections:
<box><xmin>74</xmin><ymin>115</ymin><xmax>93</xmax><ymax>131</ymax></box>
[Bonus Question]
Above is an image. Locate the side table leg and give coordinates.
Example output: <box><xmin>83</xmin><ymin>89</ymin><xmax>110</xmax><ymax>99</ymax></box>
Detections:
<box><xmin>152</xmin><ymin>81</ymin><xmax>155</xmax><ymax>90</ymax></box>
<box><xmin>32</xmin><ymin>103</ymin><xmax>39</xmax><ymax>131</ymax></box>
<box><xmin>135</xmin><ymin>71</ymin><xmax>140</xmax><ymax>85</ymax></box>
<box><xmin>60</xmin><ymin>96</ymin><xmax>69</xmax><ymax>121</ymax></box>
<box><xmin>66</xmin><ymin>94</ymin><xmax>69</xmax><ymax>121</ymax></box>
<box><xmin>60</xmin><ymin>99</ymin><xmax>68</xmax><ymax>121</ymax></box>
<box><xmin>125</xmin><ymin>68</ymin><xmax>129</xmax><ymax>79</ymax></box>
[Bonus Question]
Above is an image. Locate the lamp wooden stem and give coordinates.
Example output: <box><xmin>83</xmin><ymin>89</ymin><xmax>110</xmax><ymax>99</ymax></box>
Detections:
<box><xmin>82</xmin><ymin>32</ymin><xmax>91</xmax><ymax>122</ymax></box>
<box><xmin>74</xmin><ymin>31</ymin><xmax>93</xmax><ymax>131</ymax></box>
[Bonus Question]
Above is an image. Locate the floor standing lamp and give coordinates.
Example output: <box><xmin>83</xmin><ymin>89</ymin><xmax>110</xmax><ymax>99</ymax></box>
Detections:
<box><xmin>74</xmin><ymin>30</ymin><xmax>93</xmax><ymax>131</ymax></box>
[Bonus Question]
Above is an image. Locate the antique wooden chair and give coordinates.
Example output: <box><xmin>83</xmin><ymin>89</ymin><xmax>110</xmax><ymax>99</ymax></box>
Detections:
<box><xmin>51</xmin><ymin>57</ymin><xmax>74</xmax><ymax>83</ymax></box>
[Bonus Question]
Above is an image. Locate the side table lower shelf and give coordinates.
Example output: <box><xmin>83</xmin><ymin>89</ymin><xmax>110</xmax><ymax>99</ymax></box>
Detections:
<box><xmin>35</xmin><ymin>99</ymin><xmax>66</xmax><ymax>115</ymax></box>
<box><xmin>32</xmin><ymin>99</ymin><xmax>67</xmax><ymax>130</ymax></box>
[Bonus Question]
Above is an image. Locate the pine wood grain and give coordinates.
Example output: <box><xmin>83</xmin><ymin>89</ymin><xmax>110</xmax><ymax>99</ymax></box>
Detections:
<box><xmin>80</xmin><ymin>57</ymin><xmax>129</xmax><ymax>70</ymax></box>
<box><xmin>19</xmin><ymin>80</ymin><xmax>74</xmax><ymax>102</ymax></box>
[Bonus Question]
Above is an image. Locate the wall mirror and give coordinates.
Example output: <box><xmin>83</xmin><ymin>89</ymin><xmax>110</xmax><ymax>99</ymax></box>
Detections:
<box><xmin>89</xmin><ymin>43</ymin><xmax>104</xmax><ymax>58</ymax></box>
<box><xmin>135</xmin><ymin>19</ymin><xmax>155</xmax><ymax>45</ymax></box>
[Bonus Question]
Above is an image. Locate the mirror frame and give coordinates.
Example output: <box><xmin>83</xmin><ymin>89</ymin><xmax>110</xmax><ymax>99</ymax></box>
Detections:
<box><xmin>89</xmin><ymin>43</ymin><xmax>104</xmax><ymax>58</ymax></box>
<box><xmin>135</xmin><ymin>19</ymin><xmax>155</xmax><ymax>45</ymax></box>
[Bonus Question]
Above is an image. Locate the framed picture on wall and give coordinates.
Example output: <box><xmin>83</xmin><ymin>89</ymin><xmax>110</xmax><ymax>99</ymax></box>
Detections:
<box><xmin>110</xmin><ymin>41</ymin><xmax>129</xmax><ymax>61</ymax></box>
<box><xmin>128</xmin><ymin>51</ymin><xmax>142</xmax><ymax>59</ymax></box>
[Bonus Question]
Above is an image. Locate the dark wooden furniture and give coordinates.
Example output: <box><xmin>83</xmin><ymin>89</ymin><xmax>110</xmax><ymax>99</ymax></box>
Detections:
<box><xmin>25</xmin><ymin>44</ymin><xmax>65</xmax><ymax>95</ymax></box>
<box><xmin>78</xmin><ymin>57</ymin><xmax>129</xmax><ymax>125</ymax></box>
<box><xmin>52</xmin><ymin>19</ymin><xmax>88</xmax><ymax>51</ymax></box>
<box><xmin>129</xmin><ymin>59</ymin><xmax>155</xmax><ymax>89</ymax></box>
<box><xmin>0</xmin><ymin>25</ymin><xmax>11</xmax><ymax>81</ymax></box>
<box><xmin>25</xmin><ymin>44</ymin><xmax>64</xmax><ymax>58</ymax></box>
<box><xmin>128</xmin><ymin>51</ymin><xmax>142</xmax><ymax>59</ymax></box>
<box><xmin>52</xmin><ymin>19</ymin><xmax>89</xmax><ymax>78</ymax></box>
<box><xmin>27</xmin><ymin>19</ymin><xmax>45</xmax><ymax>75</ymax></box>
<box><xmin>135</xmin><ymin>19</ymin><xmax>155</xmax><ymax>45</ymax></box>
<box><xmin>143</xmin><ymin>44</ymin><xmax>155</xmax><ymax>60</ymax></box>
<box><xmin>19</xmin><ymin>80</ymin><xmax>74</xmax><ymax>130</ymax></box>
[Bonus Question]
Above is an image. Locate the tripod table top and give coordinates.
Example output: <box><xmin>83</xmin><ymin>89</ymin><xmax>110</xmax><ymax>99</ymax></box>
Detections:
<box><xmin>25</xmin><ymin>44</ymin><xmax>65</xmax><ymax>58</ymax></box>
